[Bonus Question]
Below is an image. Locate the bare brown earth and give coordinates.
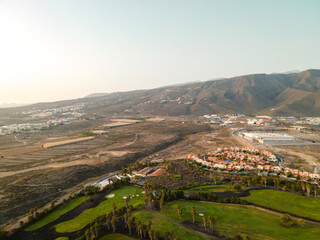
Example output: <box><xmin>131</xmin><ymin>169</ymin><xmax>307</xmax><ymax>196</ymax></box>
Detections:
<box><xmin>141</xmin><ymin>127</ymin><xmax>246</xmax><ymax>163</ymax></box>
<box><xmin>0</xmin><ymin>120</ymin><xmax>210</xmax><ymax>224</ymax></box>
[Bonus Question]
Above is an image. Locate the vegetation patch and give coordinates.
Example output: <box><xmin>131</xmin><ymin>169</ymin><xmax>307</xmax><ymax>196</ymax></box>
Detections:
<box><xmin>26</xmin><ymin>196</ymin><xmax>89</xmax><ymax>231</ymax></box>
<box><xmin>131</xmin><ymin>211</ymin><xmax>207</xmax><ymax>240</ymax></box>
<box><xmin>161</xmin><ymin>200</ymin><xmax>320</xmax><ymax>240</ymax></box>
<box><xmin>55</xmin><ymin>237</ymin><xmax>69</xmax><ymax>240</ymax></box>
<box><xmin>55</xmin><ymin>186</ymin><xmax>145</xmax><ymax>233</ymax></box>
<box><xmin>242</xmin><ymin>190</ymin><xmax>320</xmax><ymax>221</ymax></box>
<box><xmin>99</xmin><ymin>233</ymin><xmax>135</xmax><ymax>240</ymax></box>
<box><xmin>184</xmin><ymin>184</ymin><xmax>247</xmax><ymax>193</ymax></box>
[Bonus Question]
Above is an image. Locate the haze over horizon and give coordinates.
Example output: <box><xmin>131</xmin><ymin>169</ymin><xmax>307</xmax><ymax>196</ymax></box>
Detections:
<box><xmin>1</xmin><ymin>0</ymin><xmax>320</xmax><ymax>105</ymax></box>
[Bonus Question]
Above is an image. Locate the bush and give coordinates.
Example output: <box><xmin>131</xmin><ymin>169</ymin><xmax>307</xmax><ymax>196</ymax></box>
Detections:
<box><xmin>280</xmin><ymin>214</ymin><xmax>294</xmax><ymax>227</ymax></box>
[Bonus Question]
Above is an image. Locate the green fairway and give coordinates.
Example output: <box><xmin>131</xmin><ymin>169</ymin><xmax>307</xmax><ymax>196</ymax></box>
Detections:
<box><xmin>131</xmin><ymin>211</ymin><xmax>208</xmax><ymax>240</ymax></box>
<box><xmin>161</xmin><ymin>200</ymin><xmax>320</xmax><ymax>240</ymax></box>
<box><xmin>242</xmin><ymin>189</ymin><xmax>320</xmax><ymax>221</ymax></box>
<box><xmin>55</xmin><ymin>186</ymin><xmax>145</xmax><ymax>233</ymax></box>
<box><xmin>26</xmin><ymin>196</ymin><xmax>89</xmax><ymax>231</ymax></box>
<box><xmin>184</xmin><ymin>184</ymin><xmax>247</xmax><ymax>193</ymax></box>
<box><xmin>99</xmin><ymin>233</ymin><xmax>135</xmax><ymax>240</ymax></box>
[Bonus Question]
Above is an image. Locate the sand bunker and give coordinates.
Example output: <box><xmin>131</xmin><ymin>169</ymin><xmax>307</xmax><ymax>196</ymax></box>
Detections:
<box><xmin>107</xmin><ymin>194</ymin><xmax>115</xmax><ymax>198</ymax></box>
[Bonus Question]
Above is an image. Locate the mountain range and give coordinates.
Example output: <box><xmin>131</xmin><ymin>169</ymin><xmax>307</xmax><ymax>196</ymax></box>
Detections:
<box><xmin>1</xmin><ymin>69</ymin><xmax>320</xmax><ymax>118</ymax></box>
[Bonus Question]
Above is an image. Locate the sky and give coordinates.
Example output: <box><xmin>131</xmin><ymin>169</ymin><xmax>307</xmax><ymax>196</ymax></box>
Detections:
<box><xmin>0</xmin><ymin>0</ymin><xmax>320</xmax><ymax>105</ymax></box>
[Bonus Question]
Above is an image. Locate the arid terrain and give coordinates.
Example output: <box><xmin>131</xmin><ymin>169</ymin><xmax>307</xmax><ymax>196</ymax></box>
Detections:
<box><xmin>0</xmin><ymin>118</ymin><xmax>210</xmax><ymax>223</ymax></box>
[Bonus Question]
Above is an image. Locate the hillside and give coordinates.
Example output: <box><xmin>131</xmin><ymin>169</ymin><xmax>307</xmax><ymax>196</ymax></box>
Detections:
<box><xmin>0</xmin><ymin>69</ymin><xmax>319</xmax><ymax>121</ymax></box>
<box><xmin>84</xmin><ymin>69</ymin><xmax>320</xmax><ymax>117</ymax></box>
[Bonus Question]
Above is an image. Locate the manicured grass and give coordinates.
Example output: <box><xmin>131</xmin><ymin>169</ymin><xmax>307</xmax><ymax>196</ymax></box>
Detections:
<box><xmin>161</xmin><ymin>200</ymin><xmax>320</xmax><ymax>240</ymax></box>
<box><xmin>26</xmin><ymin>196</ymin><xmax>89</xmax><ymax>231</ymax></box>
<box><xmin>242</xmin><ymin>189</ymin><xmax>320</xmax><ymax>221</ymax></box>
<box><xmin>184</xmin><ymin>184</ymin><xmax>247</xmax><ymax>193</ymax></box>
<box><xmin>99</xmin><ymin>233</ymin><xmax>135</xmax><ymax>240</ymax></box>
<box><xmin>55</xmin><ymin>186</ymin><xmax>145</xmax><ymax>233</ymax></box>
<box><xmin>131</xmin><ymin>211</ymin><xmax>208</xmax><ymax>240</ymax></box>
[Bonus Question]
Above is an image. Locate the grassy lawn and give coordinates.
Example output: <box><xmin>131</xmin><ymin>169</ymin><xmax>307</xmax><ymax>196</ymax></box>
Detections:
<box><xmin>26</xmin><ymin>196</ymin><xmax>89</xmax><ymax>231</ymax></box>
<box><xmin>55</xmin><ymin>186</ymin><xmax>145</xmax><ymax>233</ymax></box>
<box><xmin>161</xmin><ymin>200</ymin><xmax>320</xmax><ymax>240</ymax></box>
<box><xmin>184</xmin><ymin>184</ymin><xmax>247</xmax><ymax>193</ymax></box>
<box><xmin>99</xmin><ymin>233</ymin><xmax>135</xmax><ymax>240</ymax></box>
<box><xmin>131</xmin><ymin>211</ymin><xmax>208</xmax><ymax>240</ymax></box>
<box><xmin>242</xmin><ymin>189</ymin><xmax>320</xmax><ymax>221</ymax></box>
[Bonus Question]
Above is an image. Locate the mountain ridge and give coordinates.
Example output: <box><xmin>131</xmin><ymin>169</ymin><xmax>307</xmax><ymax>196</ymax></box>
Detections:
<box><xmin>0</xmin><ymin>69</ymin><xmax>319</xmax><ymax>117</ymax></box>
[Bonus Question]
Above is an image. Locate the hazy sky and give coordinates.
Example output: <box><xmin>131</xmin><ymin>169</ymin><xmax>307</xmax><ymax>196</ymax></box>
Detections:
<box><xmin>0</xmin><ymin>0</ymin><xmax>319</xmax><ymax>104</ymax></box>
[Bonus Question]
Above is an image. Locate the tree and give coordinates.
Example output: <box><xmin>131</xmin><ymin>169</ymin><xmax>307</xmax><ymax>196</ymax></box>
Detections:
<box><xmin>111</xmin><ymin>215</ymin><xmax>116</xmax><ymax>232</ymax></box>
<box><xmin>125</xmin><ymin>196</ymin><xmax>131</xmax><ymax>209</ymax></box>
<box><xmin>233</xmin><ymin>234</ymin><xmax>242</xmax><ymax>240</ymax></box>
<box><xmin>176</xmin><ymin>205</ymin><xmax>182</xmax><ymax>220</ymax></box>
<box><xmin>94</xmin><ymin>222</ymin><xmax>99</xmax><ymax>238</ymax></box>
<box><xmin>153</xmin><ymin>231</ymin><xmax>159</xmax><ymax>240</ymax></box>
<box><xmin>127</xmin><ymin>219</ymin><xmax>132</xmax><ymax>236</ymax></box>
<box><xmin>280</xmin><ymin>214</ymin><xmax>294</xmax><ymax>227</ymax></box>
<box><xmin>105</xmin><ymin>213</ymin><xmax>111</xmax><ymax>230</ymax></box>
<box><xmin>112</xmin><ymin>202</ymin><xmax>117</xmax><ymax>215</ymax></box>
<box><xmin>159</xmin><ymin>195</ymin><xmax>164</xmax><ymax>211</ymax></box>
<box><xmin>147</xmin><ymin>220</ymin><xmax>152</xmax><ymax>231</ymax></box>
<box><xmin>127</xmin><ymin>207</ymin><xmax>131</xmax><ymax>217</ymax></box>
<box><xmin>85</xmin><ymin>229</ymin><xmax>90</xmax><ymax>240</ymax></box>
<box><xmin>261</xmin><ymin>176</ymin><xmax>267</xmax><ymax>187</ymax></box>
<box><xmin>138</xmin><ymin>223</ymin><xmax>143</xmax><ymax>239</ymax></box>
<box><xmin>306</xmin><ymin>182</ymin><xmax>311</xmax><ymax>197</ymax></box>
<box><xmin>191</xmin><ymin>207</ymin><xmax>196</xmax><ymax>224</ymax></box>
<box><xmin>124</xmin><ymin>213</ymin><xmax>128</xmax><ymax>228</ymax></box>
<box><xmin>148</xmin><ymin>229</ymin><xmax>154</xmax><ymax>240</ymax></box>
<box><xmin>208</xmin><ymin>215</ymin><xmax>215</xmax><ymax>231</ymax></box>
<box><xmin>202</xmin><ymin>216</ymin><xmax>207</xmax><ymax>231</ymax></box>
<box><xmin>297</xmin><ymin>219</ymin><xmax>305</xmax><ymax>229</ymax></box>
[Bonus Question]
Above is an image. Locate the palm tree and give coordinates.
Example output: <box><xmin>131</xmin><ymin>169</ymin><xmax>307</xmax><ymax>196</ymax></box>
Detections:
<box><xmin>202</xmin><ymin>216</ymin><xmax>207</xmax><ymax>232</ymax></box>
<box><xmin>159</xmin><ymin>195</ymin><xmax>164</xmax><ymax>211</ymax></box>
<box><xmin>306</xmin><ymin>182</ymin><xmax>311</xmax><ymax>197</ymax></box>
<box><xmin>112</xmin><ymin>202</ymin><xmax>117</xmax><ymax>215</ymax></box>
<box><xmin>147</xmin><ymin>220</ymin><xmax>152</xmax><ymax>231</ymax></box>
<box><xmin>143</xmin><ymin>224</ymin><xmax>147</xmax><ymax>238</ymax></box>
<box><xmin>208</xmin><ymin>215</ymin><xmax>215</xmax><ymax>231</ymax></box>
<box><xmin>90</xmin><ymin>226</ymin><xmax>95</xmax><ymax>237</ymax></box>
<box><xmin>138</xmin><ymin>223</ymin><xmax>143</xmax><ymax>239</ymax></box>
<box><xmin>148</xmin><ymin>229</ymin><xmax>154</xmax><ymax>240</ymax></box>
<box><xmin>191</xmin><ymin>207</ymin><xmax>196</xmax><ymax>224</ymax></box>
<box><xmin>105</xmin><ymin>213</ymin><xmax>111</xmax><ymax>230</ymax></box>
<box><xmin>94</xmin><ymin>222</ymin><xmax>99</xmax><ymax>238</ymax></box>
<box><xmin>127</xmin><ymin>219</ymin><xmax>132</xmax><ymax>236</ymax></box>
<box><xmin>85</xmin><ymin>229</ymin><xmax>90</xmax><ymax>240</ymax></box>
<box><xmin>123</xmin><ymin>213</ymin><xmax>128</xmax><ymax>228</ymax></box>
<box><xmin>125</xmin><ymin>195</ymin><xmax>131</xmax><ymax>209</ymax></box>
<box><xmin>148</xmin><ymin>194</ymin><xmax>153</xmax><ymax>209</ymax></box>
<box><xmin>153</xmin><ymin>231</ymin><xmax>159</xmax><ymax>240</ymax></box>
<box><xmin>261</xmin><ymin>176</ymin><xmax>267</xmax><ymax>187</ymax></box>
<box><xmin>127</xmin><ymin>207</ymin><xmax>131</xmax><ymax>217</ymax></box>
<box><xmin>176</xmin><ymin>205</ymin><xmax>182</xmax><ymax>220</ymax></box>
<box><xmin>135</xmin><ymin>219</ymin><xmax>141</xmax><ymax>234</ymax></box>
<box><xmin>111</xmin><ymin>215</ymin><xmax>116</xmax><ymax>233</ymax></box>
